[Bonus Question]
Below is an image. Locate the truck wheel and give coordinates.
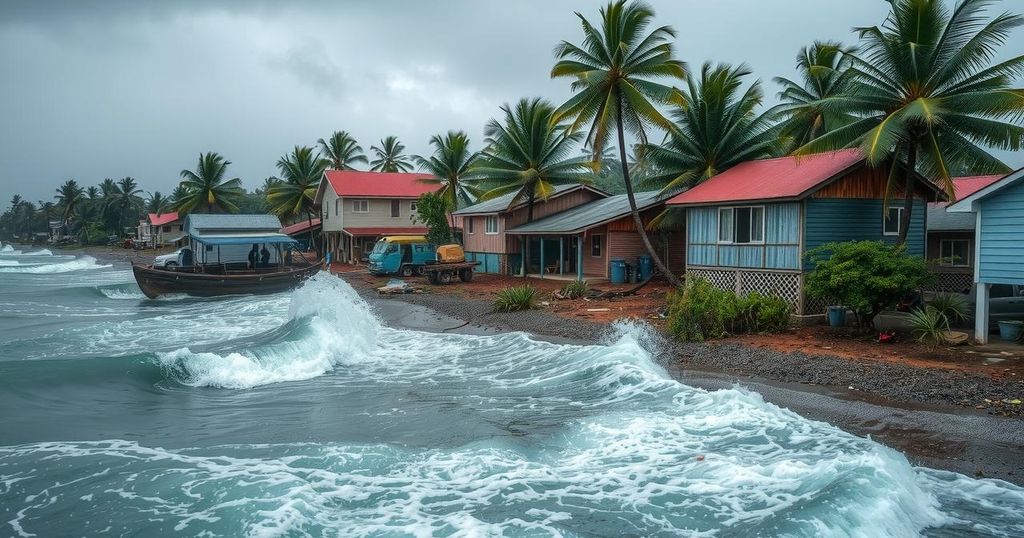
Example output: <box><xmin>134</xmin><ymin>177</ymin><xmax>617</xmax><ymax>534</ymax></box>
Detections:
<box><xmin>459</xmin><ymin>269</ymin><xmax>473</xmax><ymax>282</ymax></box>
<box><xmin>400</xmin><ymin>265</ymin><xmax>414</xmax><ymax>277</ymax></box>
<box><xmin>439</xmin><ymin>271</ymin><xmax>453</xmax><ymax>284</ymax></box>
<box><xmin>428</xmin><ymin>272</ymin><xmax>439</xmax><ymax>285</ymax></box>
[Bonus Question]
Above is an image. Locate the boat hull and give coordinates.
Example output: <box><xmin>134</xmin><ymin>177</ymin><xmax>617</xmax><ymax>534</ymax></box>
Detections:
<box><xmin>131</xmin><ymin>263</ymin><xmax>322</xmax><ymax>299</ymax></box>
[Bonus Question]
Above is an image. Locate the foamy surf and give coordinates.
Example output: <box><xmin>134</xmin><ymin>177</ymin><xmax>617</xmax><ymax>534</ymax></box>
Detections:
<box><xmin>0</xmin><ymin>255</ymin><xmax>110</xmax><ymax>274</ymax></box>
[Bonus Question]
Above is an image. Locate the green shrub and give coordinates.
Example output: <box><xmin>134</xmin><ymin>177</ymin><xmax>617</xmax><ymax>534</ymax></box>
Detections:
<box><xmin>928</xmin><ymin>293</ymin><xmax>969</xmax><ymax>325</ymax></box>
<box><xmin>560</xmin><ymin>280</ymin><xmax>589</xmax><ymax>299</ymax></box>
<box><xmin>665</xmin><ymin>279</ymin><xmax>791</xmax><ymax>342</ymax></box>
<box><xmin>493</xmin><ymin>285</ymin><xmax>537</xmax><ymax>313</ymax></box>
<box><xmin>806</xmin><ymin>241</ymin><xmax>932</xmax><ymax>330</ymax></box>
<box><xmin>413</xmin><ymin>192</ymin><xmax>453</xmax><ymax>246</ymax></box>
<box><xmin>908</xmin><ymin>306</ymin><xmax>950</xmax><ymax>346</ymax></box>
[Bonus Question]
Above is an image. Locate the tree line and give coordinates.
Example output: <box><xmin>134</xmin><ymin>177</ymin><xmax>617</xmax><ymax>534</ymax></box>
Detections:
<box><xmin>2</xmin><ymin>0</ymin><xmax>1021</xmax><ymax>281</ymax></box>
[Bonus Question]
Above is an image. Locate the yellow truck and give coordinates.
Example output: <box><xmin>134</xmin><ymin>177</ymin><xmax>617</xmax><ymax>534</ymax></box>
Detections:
<box><xmin>420</xmin><ymin>244</ymin><xmax>480</xmax><ymax>284</ymax></box>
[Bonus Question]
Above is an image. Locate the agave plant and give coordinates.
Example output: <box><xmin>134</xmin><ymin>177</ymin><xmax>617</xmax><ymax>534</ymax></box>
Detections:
<box><xmin>493</xmin><ymin>285</ymin><xmax>538</xmax><ymax>313</ymax></box>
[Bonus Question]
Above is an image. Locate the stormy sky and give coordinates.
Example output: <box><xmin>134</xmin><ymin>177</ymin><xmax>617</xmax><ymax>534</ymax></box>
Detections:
<box><xmin>1</xmin><ymin>0</ymin><xmax>1022</xmax><ymax>204</ymax></box>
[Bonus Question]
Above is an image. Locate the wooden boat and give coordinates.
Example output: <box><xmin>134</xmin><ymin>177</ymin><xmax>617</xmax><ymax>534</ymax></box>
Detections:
<box><xmin>131</xmin><ymin>261</ymin><xmax>322</xmax><ymax>299</ymax></box>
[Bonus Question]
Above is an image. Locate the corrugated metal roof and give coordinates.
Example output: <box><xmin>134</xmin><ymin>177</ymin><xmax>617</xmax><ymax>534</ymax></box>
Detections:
<box><xmin>184</xmin><ymin>214</ymin><xmax>282</xmax><ymax>234</ymax></box>
<box><xmin>506</xmin><ymin>191</ymin><xmax>665</xmax><ymax>234</ymax></box>
<box><xmin>323</xmin><ymin>170</ymin><xmax>437</xmax><ymax>198</ymax></box>
<box><xmin>282</xmin><ymin>218</ymin><xmax>321</xmax><ymax>235</ymax></box>
<box><xmin>451</xmin><ymin>184</ymin><xmax>594</xmax><ymax>216</ymax></box>
<box><xmin>666</xmin><ymin>150</ymin><xmax>865</xmax><ymax>206</ymax></box>
<box><xmin>148</xmin><ymin>212</ymin><xmax>180</xmax><ymax>226</ymax></box>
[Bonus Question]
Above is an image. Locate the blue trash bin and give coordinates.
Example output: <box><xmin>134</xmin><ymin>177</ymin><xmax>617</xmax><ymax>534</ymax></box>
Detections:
<box><xmin>637</xmin><ymin>255</ymin><xmax>653</xmax><ymax>281</ymax></box>
<box><xmin>827</xmin><ymin>306</ymin><xmax>846</xmax><ymax>327</ymax></box>
<box><xmin>609</xmin><ymin>259</ymin><xmax>627</xmax><ymax>284</ymax></box>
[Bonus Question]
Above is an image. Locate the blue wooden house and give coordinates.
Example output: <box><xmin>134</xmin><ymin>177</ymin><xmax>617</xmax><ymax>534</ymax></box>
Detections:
<box><xmin>665</xmin><ymin>150</ymin><xmax>944</xmax><ymax>316</ymax></box>
<box><xmin>948</xmin><ymin>168</ymin><xmax>1024</xmax><ymax>343</ymax></box>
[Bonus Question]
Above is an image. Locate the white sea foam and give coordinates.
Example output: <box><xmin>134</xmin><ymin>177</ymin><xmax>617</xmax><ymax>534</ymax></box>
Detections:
<box><xmin>20</xmin><ymin>248</ymin><xmax>53</xmax><ymax>256</ymax></box>
<box><xmin>0</xmin><ymin>255</ymin><xmax>110</xmax><ymax>274</ymax></box>
<box><xmin>98</xmin><ymin>287</ymin><xmax>147</xmax><ymax>300</ymax></box>
<box><xmin>157</xmin><ymin>272</ymin><xmax>380</xmax><ymax>389</ymax></box>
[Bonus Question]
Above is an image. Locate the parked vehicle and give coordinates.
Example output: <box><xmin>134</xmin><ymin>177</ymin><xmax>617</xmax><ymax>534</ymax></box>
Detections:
<box><xmin>367</xmin><ymin>236</ymin><xmax>436</xmax><ymax>276</ymax></box>
<box><xmin>421</xmin><ymin>244</ymin><xmax>480</xmax><ymax>284</ymax></box>
<box><xmin>952</xmin><ymin>284</ymin><xmax>1024</xmax><ymax>327</ymax></box>
<box><xmin>154</xmin><ymin>249</ymin><xmax>184</xmax><ymax>269</ymax></box>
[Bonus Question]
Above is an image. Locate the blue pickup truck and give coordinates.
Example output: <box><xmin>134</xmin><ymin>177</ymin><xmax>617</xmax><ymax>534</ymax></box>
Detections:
<box><xmin>367</xmin><ymin>236</ymin><xmax>436</xmax><ymax>277</ymax></box>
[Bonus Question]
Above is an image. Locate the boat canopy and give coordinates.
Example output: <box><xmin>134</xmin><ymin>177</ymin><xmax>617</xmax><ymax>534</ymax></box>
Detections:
<box><xmin>191</xmin><ymin>232</ymin><xmax>298</xmax><ymax>246</ymax></box>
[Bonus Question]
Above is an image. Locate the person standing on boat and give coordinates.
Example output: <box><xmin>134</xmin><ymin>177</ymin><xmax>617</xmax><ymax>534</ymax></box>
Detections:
<box><xmin>260</xmin><ymin>246</ymin><xmax>270</xmax><ymax>267</ymax></box>
<box><xmin>248</xmin><ymin>244</ymin><xmax>259</xmax><ymax>269</ymax></box>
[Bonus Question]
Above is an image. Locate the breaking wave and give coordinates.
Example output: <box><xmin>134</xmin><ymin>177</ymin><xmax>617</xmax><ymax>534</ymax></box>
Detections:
<box><xmin>20</xmin><ymin>248</ymin><xmax>53</xmax><ymax>256</ymax></box>
<box><xmin>0</xmin><ymin>255</ymin><xmax>110</xmax><ymax>274</ymax></box>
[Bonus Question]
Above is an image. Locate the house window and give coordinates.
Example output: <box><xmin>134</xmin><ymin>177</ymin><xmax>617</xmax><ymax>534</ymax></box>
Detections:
<box><xmin>410</xmin><ymin>201</ymin><xmax>418</xmax><ymax>212</ymax></box>
<box><xmin>352</xmin><ymin>199</ymin><xmax>369</xmax><ymax>213</ymax></box>
<box><xmin>162</xmin><ymin>225</ymin><xmax>170</xmax><ymax>232</ymax></box>
<box><xmin>591</xmin><ymin>235</ymin><xmax>603</xmax><ymax>257</ymax></box>
<box><xmin>717</xmin><ymin>206</ymin><xmax>764</xmax><ymax>244</ymax></box>
<box><xmin>466</xmin><ymin>217</ymin><xmax>474</xmax><ymax>234</ymax></box>
<box><xmin>939</xmin><ymin>239</ymin><xmax>970</xmax><ymax>267</ymax></box>
<box><xmin>883</xmin><ymin>207</ymin><xmax>903</xmax><ymax>236</ymax></box>
<box><xmin>335</xmin><ymin>199</ymin><xmax>342</xmax><ymax>217</ymax></box>
<box><xmin>485</xmin><ymin>215</ymin><xmax>498</xmax><ymax>234</ymax></box>
<box><xmin>390</xmin><ymin>200</ymin><xmax>401</xmax><ymax>218</ymax></box>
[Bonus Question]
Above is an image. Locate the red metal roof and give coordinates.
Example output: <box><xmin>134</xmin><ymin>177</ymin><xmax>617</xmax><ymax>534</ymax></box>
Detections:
<box><xmin>148</xmin><ymin>212</ymin><xmax>180</xmax><ymax>226</ymax></box>
<box><xmin>281</xmin><ymin>218</ymin><xmax>321</xmax><ymax>235</ymax></box>
<box><xmin>343</xmin><ymin>227</ymin><xmax>427</xmax><ymax>237</ymax></box>
<box><xmin>665</xmin><ymin>150</ymin><xmax>865</xmax><ymax>206</ymax></box>
<box><xmin>324</xmin><ymin>170</ymin><xmax>437</xmax><ymax>198</ymax></box>
<box><xmin>952</xmin><ymin>175</ymin><xmax>1004</xmax><ymax>201</ymax></box>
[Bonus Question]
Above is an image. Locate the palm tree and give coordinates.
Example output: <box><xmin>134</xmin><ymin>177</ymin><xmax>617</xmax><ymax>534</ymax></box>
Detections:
<box><xmin>267</xmin><ymin>146</ymin><xmax>328</xmax><ymax>251</ymax></box>
<box><xmin>551</xmin><ymin>0</ymin><xmax>687</xmax><ymax>286</ymax></box>
<box><xmin>257</xmin><ymin>177</ymin><xmax>281</xmax><ymax>196</ymax></box>
<box><xmin>369</xmin><ymin>136</ymin><xmax>413</xmax><ymax>172</ymax></box>
<box><xmin>112</xmin><ymin>177</ymin><xmax>143</xmax><ymax>233</ymax></box>
<box><xmin>9</xmin><ymin>195</ymin><xmax>22</xmax><ymax>213</ymax></box>
<box><xmin>98</xmin><ymin>178</ymin><xmax>118</xmax><ymax>197</ymax></box>
<box><xmin>175</xmin><ymin>152</ymin><xmax>244</xmax><ymax>214</ymax></box>
<box><xmin>414</xmin><ymin>130</ymin><xmax>481</xmax><ymax>214</ymax></box>
<box><xmin>797</xmin><ymin>0</ymin><xmax>1024</xmax><ymax>243</ymax></box>
<box><xmin>772</xmin><ymin>41</ymin><xmax>855</xmax><ymax>153</ymax></box>
<box><xmin>318</xmin><ymin>131</ymin><xmax>368</xmax><ymax>170</ymax></box>
<box><xmin>472</xmin><ymin>98</ymin><xmax>591</xmax><ymax>223</ymax></box>
<box><xmin>18</xmin><ymin>201</ymin><xmax>36</xmax><ymax>238</ymax></box>
<box><xmin>638</xmin><ymin>63</ymin><xmax>779</xmax><ymax>192</ymax></box>
<box><xmin>85</xmin><ymin>186</ymin><xmax>101</xmax><ymax>201</ymax></box>
<box><xmin>145</xmin><ymin>192</ymin><xmax>171</xmax><ymax>216</ymax></box>
<box><xmin>54</xmin><ymin>180</ymin><xmax>84</xmax><ymax>222</ymax></box>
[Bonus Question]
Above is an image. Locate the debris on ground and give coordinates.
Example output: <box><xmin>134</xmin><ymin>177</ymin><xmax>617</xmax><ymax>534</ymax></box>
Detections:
<box><xmin>377</xmin><ymin>279</ymin><xmax>421</xmax><ymax>295</ymax></box>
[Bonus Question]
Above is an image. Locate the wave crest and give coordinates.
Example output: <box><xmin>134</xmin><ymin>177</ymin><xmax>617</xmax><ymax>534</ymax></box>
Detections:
<box><xmin>0</xmin><ymin>255</ymin><xmax>110</xmax><ymax>274</ymax></box>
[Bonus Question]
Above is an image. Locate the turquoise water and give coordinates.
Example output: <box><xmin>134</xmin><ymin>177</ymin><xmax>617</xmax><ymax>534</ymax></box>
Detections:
<box><xmin>1</xmin><ymin>243</ymin><xmax>1023</xmax><ymax>537</ymax></box>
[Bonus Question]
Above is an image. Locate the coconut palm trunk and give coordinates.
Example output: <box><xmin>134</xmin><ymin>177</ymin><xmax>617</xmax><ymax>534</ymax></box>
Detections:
<box><xmin>616</xmin><ymin>89</ymin><xmax>680</xmax><ymax>287</ymax></box>
<box><xmin>897</xmin><ymin>143</ymin><xmax>917</xmax><ymax>245</ymax></box>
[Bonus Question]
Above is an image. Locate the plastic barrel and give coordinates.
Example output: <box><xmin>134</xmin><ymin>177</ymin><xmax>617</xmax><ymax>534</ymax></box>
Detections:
<box><xmin>637</xmin><ymin>255</ymin><xmax>653</xmax><ymax>281</ymax></box>
<box><xmin>827</xmin><ymin>306</ymin><xmax>846</xmax><ymax>327</ymax></box>
<box><xmin>609</xmin><ymin>259</ymin><xmax>627</xmax><ymax>284</ymax></box>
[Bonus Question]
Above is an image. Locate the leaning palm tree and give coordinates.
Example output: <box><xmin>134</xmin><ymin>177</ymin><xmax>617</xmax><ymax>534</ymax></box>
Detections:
<box><xmin>54</xmin><ymin>180</ymin><xmax>84</xmax><ymax>222</ymax></box>
<box><xmin>771</xmin><ymin>41</ymin><xmax>855</xmax><ymax>153</ymax></box>
<box><xmin>318</xmin><ymin>131</ymin><xmax>368</xmax><ymax>170</ymax></box>
<box><xmin>267</xmin><ymin>146</ymin><xmax>328</xmax><ymax>251</ymax></box>
<box><xmin>369</xmin><ymin>136</ymin><xmax>414</xmax><ymax>172</ymax></box>
<box><xmin>414</xmin><ymin>130</ymin><xmax>481</xmax><ymax>212</ymax></box>
<box><xmin>175</xmin><ymin>152</ymin><xmax>244</xmax><ymax>214</ymax></box>
<box><xmin>639</xmin><ymin>63</ymin><xmax>780</xmax><ymax>192</ymax></box>
<box><xmin>551</xmin><ymin>0</ymin><xmax>687</xmax><ymax>286</ymax></box>
<box><xmin>472</xmin><ymin>98</ymin><xmax>591</xmax><ymax>223</ymax></box>
<box><xmin>797</xmin><ymin>0</ymin><xmax>1024</xmax><ymax>243</ymax></box>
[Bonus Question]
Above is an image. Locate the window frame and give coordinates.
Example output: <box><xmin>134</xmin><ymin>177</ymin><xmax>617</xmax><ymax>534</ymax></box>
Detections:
<box><xmin>390</xmin><ymin>199</ymin><xmax>401</xmax><ymax>218</ymax></box>
<box><xmin>591</xmin><ymin>234</ymin><xmax>603</xmax><ymax>257</ymax></box>
<box><xmin>883</xmin><ymin>207</ymin><xmax>903</xmax><ymax>236</ymax></box>
<box><xmin>484</xmin><ymin>215</ymin><xmax>499</xmax><ymax>235</ymax></box>
<box><xmin>467</xmin><ymin>217</ymin><xmax>474</xmax><ymax>234</ymax></box>
<box><xmin>352</xmin><ymin>199</ymin><xmax>370</xmax><ymax>213</ymax></box>
<box><xmin>410</xmin><ymin>200</ymin><xmax>418</xmax><ymax>212</ymax></box>
<box><xmin>716</xmin><ymin>205</ymin><xmax>766</xmax><ymax>245</ymax></box>
<box><xmin>939</xmin><ymin>239</ymin><xmax>971</xmax><ymax>267</ymax></box>
<box><xmin>335</xmin><ymin>198</ymin><xmax>342</xmax><ymax>217</ymax></box>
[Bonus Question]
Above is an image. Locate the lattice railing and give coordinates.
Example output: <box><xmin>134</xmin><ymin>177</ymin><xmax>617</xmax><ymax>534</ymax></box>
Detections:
<box><xmin>924</xmin><ymin>268</ymin><xmax>973</xmax><ymax>294</ymax></box>
<box><xmin>686</xmin><ymin>267</ymin><xmax>804</xmax><ymax>313</ymax></box>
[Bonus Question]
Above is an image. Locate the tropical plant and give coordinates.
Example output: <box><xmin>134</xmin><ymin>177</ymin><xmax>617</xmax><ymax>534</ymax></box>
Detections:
<box><xmin>369</xmin><ymin>136</ymin><xmax>413</xmax><ymax>172</ymax></box>
<box><xmin>257</xmin><ymin>177</ymin><xmax>281</xmax><ymax>196</ymax></box>
<box><xmin>111</xmin><ymin>177</ymin><xmax>143</xmax><ymax>233</ymax></box>
<box><xmin>318</xmin><ymin>130</ymin><xmax>368</xmax><ymax>170</ymax></box>
<box><xmin>267</xmin><ymin>146</ymin><xmax>328</xmax><ymax>251</ymax></box>
<box><xmin>54</xmin><ymin>179</ymin><xmax>84</xmax><ymax>222</ymax></box>
<box><xmin>472</xmin><ymin>98</ymin><xmax>591</xmax><ymax>222</ymax></box>
<box><xmin>908</xmin><ymin>306</ymin><xmax>951</xmax><ymax>346</ymax></box>
<box><xmin>175</xmin><ymin>152</ymin><xmax>244</xmax><ymax>213</ymax></box>
<box><xmin>413</xmin><ymin>192</ymin><xmax>454</xmax><ymax>246</ymax></box>
<box><xmin>927</xmin><ymin>292</ymin><xmax>970</xmax><ymax>325</ymax></box>
<box><xmin>559</xmin><ymin>280</ymin><xmax>589</xmax><ymax>299</ymax></box>
<box><xmin>169</xmin><ymin>185</ymin><xmax>190</xmax><ymax>211</ymax></box>
<box><xmin>551</xmin><ymin>0</ymin><xmax>687</xmax><ymax>286</ymax></box>
<box><xmin>414</xmin><ymin>131</ymin><xmax>481</xmax><ymax>211</ymax></box>
<box><xmin>805</xmin><ymin>240</ymin><xmax>932</xmax><ymax>330</ymax></box>
<box><xmin>493</xmin><ymin>285</ymin><xmax>538</xmax><ymax>313</ymax></box>
<box><xmin>145</xmin><ymin>191</ymin><xmax>171</xmax><ymax>216</ymax></box>
<box><xmin>665</xmin><ymin>278</ymin><xmax>791</xmax><ymax>342</ymax></box>
<box><xmin>771</xmin><ymin>41</ymin><xmax>855</xmax><ymax>153</ymax></box>
<box><xmin>638</xmin><ymin>62</ymin><xmax>779</xmax><ymax>192</ymax></box>
<box><xmin>796</xmin><ymin>0</ymin><xmax>1024</xmax><ymax>244</ymax></box>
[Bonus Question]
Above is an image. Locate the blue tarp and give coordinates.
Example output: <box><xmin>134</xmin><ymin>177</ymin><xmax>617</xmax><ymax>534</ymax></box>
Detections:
<box><xmin>191</xmin><ymin>232</ymin><xmax>298</xmax><ymax>246</ymax></box>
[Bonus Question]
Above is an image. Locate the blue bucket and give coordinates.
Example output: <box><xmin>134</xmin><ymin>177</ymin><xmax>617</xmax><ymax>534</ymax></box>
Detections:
<box><xmin>609</xmin><ymin>259</ymin><xmax>627</xmax><ymax>284</ymax></box>
<box><xmin>827</xmin><ymin>306</ymin><xmax>846</xmax><ymax>327</ymax></box>
<box><xmin>998</xmin><ymin>321</ymin><xmax>1023</xmax><ymax>342</ymax></box>
<box><xmin>637</xmin><ymin>255</ymin><xmax>653</xmax><ymax>281</ymax></box>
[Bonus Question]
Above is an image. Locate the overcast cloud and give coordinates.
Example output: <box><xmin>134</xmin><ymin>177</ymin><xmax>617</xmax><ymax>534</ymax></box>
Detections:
<box><xmin>1</xmin><ymin>0</ymin><xmax>1021</xmax><ymax>204</ymax></box>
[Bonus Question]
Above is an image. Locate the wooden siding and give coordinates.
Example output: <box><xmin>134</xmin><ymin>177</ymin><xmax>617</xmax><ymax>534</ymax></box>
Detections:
<box><xmin>462</xmin><ymin>215</ymin><xmax>507</xmax><ymax>253</ymax></box>
<box><xmin>978</xmin><ymin>179</ymin><xmax>1024</xmax><ymax>284</ymax></box>
<box><xmin>582</xmin><ymin>227</ymin><xmax>608</xmax><ymax>277</ymax></box>
<box><xmin>341</xmin><ymin>197</ymin><xmax>419</xmax><ymax>228</ymax></box>
<box><xmin>463</xmin><ymin>189</ymin><xmax>602</xmax><ymax>257</ymax></box>
<box><xmin>320</xmin><ymin>188</ymin><xmax>343</xmax><ymax>232</ymax></box>
<box><xmin>803</xmin><ymin>198</ymin><xmax>926</xmax><ymax>262</ymax></box>
<box><xmin>811</xmin><ymin>164</ymin><xmax>929</xmax><ymax>199</ymax></box>
<box><xmin>685</xmin><ymin>203</ymin><xmax>801</xmax><ymax>270</ymax></box>
<box><xmin>505</xmin><ymin>189</ymin><xmax>605</xmax><ymax>228</ymax></box>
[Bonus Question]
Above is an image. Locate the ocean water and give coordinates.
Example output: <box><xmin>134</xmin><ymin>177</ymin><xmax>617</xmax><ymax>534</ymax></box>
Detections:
<box><xmin>1</xmin><ymin>244</ymin><xmax>1023</xmax><ymax>537</ymax></box>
